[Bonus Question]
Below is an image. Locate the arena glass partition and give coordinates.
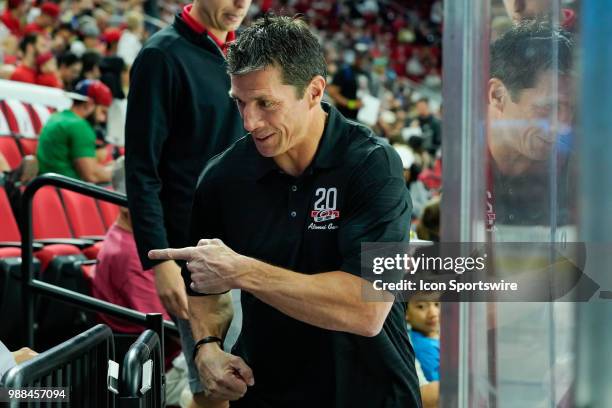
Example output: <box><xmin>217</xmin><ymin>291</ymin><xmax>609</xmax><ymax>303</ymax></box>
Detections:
<box><xmin>441</xmin><ymin>1</ymin><xmax>583</xmax><ymax>407</ymax></box>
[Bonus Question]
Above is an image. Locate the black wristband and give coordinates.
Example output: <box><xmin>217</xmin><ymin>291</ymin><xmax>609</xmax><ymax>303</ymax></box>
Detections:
<box><xmin>192</xmin><ymin>336</ymin><xmax>223</xmax><ymax>361</ymax></box>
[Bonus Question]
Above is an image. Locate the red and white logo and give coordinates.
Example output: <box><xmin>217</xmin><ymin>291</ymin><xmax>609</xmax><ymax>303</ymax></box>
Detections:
<box><xmin>310</xmin><ymin>187</ymin><xmax>340</xmax><ymax>223</ymax></box>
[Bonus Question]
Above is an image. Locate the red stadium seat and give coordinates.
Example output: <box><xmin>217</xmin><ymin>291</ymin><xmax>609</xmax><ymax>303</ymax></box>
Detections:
<box><xmin>16</xmin><ymin>137</ymin><xmax>38</xmax><ymax>156</ymax></box>
<box><xmin>0</xmin><ymin>100</ymin><xmax>18</xmax><ymax>134</ymax></box>
<box><xmin>0</xmin><ymin>136</ymin><xmax>22</xmax><ymax>170</ymax></box>
<box><xmin>0</xmin><ymin>185</ymin><xmax>21</xmax><ymax>242</ymax></box>
<box><xmin>32</xmin><ymin>186</ymin><xmax>74</xmax><ymax>240</ymax></box>
<box><xmin>30</xmin><ymin>103</ymin><xmax>52</xmax><ymax>131</ymax></box>
<box><xmin>0</xmin><ymin>105</ymin><xmax>10</xmax><ymax>135</ymax></box>
<box><xmin>59</xmin><ymin>189</ymin><xmax>107</xmax><ymax>238</ymax></box>
<box><xmin>97</xmin><ymin>198</ymin><xmax>120</xmax><ymax>229</ymax></box>
<box><xmin>2</xmin><ymin>99</ymin><xmax>36</xmax><ymax>137</ymax></box>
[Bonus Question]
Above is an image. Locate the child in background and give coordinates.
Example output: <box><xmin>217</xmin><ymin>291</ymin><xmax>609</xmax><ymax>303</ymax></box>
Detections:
<box><xmin>406</xmin><ymin>294</ymin><xmax>440</xmax><ymax>382</ymax></box>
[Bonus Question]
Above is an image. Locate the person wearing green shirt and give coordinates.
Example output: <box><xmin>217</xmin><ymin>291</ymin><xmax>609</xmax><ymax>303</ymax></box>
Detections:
<box><xmin>37</xmin><ymin>79</ymin><xmax>113</xmax><ymax>183</ymax></box>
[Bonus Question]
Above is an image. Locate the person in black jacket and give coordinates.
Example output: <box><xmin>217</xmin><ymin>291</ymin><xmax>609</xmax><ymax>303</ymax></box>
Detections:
<box><xmin>124</xmin><ymin>1</ymin><xmax>251</xmax><ymax>407</ymax></box>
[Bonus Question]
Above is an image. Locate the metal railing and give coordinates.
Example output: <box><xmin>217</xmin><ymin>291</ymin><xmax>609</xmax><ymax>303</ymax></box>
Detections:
<box><xmin>19</xmin><ymin>174</ymin><xmax>178</xmax><ymax>346</ymax></box>
<box><xmin>119</xmin><ymin>319</ymin><xmax>165</xmax><ymax>407</ymax></box>
<box><xmin>1</xmin><ymin>324</ymin><xmax>115</xmax><ymax>407</ymax></box>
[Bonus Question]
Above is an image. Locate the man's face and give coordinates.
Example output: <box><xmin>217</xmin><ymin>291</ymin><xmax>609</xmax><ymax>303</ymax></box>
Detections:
<box><xmin>35</xmin><ymin>34</ymin><xmax>50</xmax><ymax>55</ymax></box>
<box><xmin>39</xmin><ymin>14</ymin><xmax>55</xmax><ymax>29</ymax></box>
<box><xmin>406</xmin><ymin>299</ymin><xmax>440</xmax><ymax>335</ymax></box>
<box><xmin>86</xmin><ymin>104</ymin><xmax>108</xmax><ymax>125</ymax></box>
<box><xmin>416</xmin><ymin>101</ymin><xmax>430</xmax><ymax>117</ymax></box>
<box><xmin>195</xmin><ymin>0</ymin><xmax>251</xmax><ymax>33</ymax></box>
<box><xmin>503</xmin><ymin>0</ymin><xmax>554</xmax><ymax>22</ymax></box>
<box><xmin>230</xmin><ymin>66</ymin><xmax>313</xmax><ymax>158</ymax></box>
<box><xmin>60</xmin><ymin>62</ymin><xmax>82</xmax><ymax>84</ymax></box>
<box><xmin>488</xmin><ymin>70</ymin><xmax>573</xmax><ymax>168</ymax></box>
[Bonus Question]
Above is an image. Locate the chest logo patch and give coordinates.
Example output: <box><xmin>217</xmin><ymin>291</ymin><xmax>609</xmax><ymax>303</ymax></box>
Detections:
<box><xmin>309</xmin><ymin>187</ymin><xmax>340</xmax><ymax>230</ymax></box>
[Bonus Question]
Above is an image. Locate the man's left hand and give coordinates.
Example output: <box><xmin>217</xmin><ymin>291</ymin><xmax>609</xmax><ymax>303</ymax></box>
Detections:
<box><xmin>149</xmin><ymin>239</ymin><xmax>249</xmax><ymax>294</ymax></box>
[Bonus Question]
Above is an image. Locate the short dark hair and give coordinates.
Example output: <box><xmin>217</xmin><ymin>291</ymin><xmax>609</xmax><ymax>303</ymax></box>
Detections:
<box><xmin>227</xmin><ymin>15</ymin><xmax>327</xmax><ymax>98</ymax></box>
<box><xmin>81</xmin><ymin>51</ymin><xmax>101</xmax><ymax>74</ymax></box>
<box><xmin>19</xmin><ymin>34</ymin><xmax>38</xmax><ymax>54</ymax></box>
<box><xmin>416</xmin><ymin>97</ymin><xmax>429</xmax><ymax>105</ymax></box>
<box><xmin>57</xmin><ymin>52</ymin><xmax>79</xmax><ymax>68</ymax></box>
<box><xmin>490</xmin><ymin>21</ymin><xmax>573</xmax><ymax>101</ymax></box>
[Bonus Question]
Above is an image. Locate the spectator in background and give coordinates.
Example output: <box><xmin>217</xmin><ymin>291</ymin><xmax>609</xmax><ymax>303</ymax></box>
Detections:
<box><xmin>0</xmin><ymin>0</ymin><xmax>27</xmax><ymax>37</ymax></box>
<box><xmin>411</xmin><ymin>97</ymin><xmax>441</xmax><ymax>156</ymax></box>
<box><xmin>416</xmin><ymin>196</ymin><xmax>440</xmax><ymax>241</ymax></box>
<box><xmin>395</xmin><ymin>143</ymin><xmax>430</xmax><ymax>218</ymax></box>
<box><xmin>101</xmin><ymin>27</ymin><xmax>122</xmax><ymax>56</ymax></box>
<box><xmin>57</xmin><ymin>51</ymin><xmax>82</xmax><ymax>91</ymax></box>
<box><xmin>125</xmin><ymin>0</ymin><xmax>251</xmax><ymax>406</ymax></box>
<box><xmin>117</xmin><ymin>10</ymin><xmax>144</xmax><ymax>67</ymax></box>
<box><xmin>9</xmin><ymin>33</ymin><xmax>45</xmax><ymax>83</ymax></box>
<box><xmin>79</xmin><ymin>18</ymin><xmax>103</xmax><ymax>53</ymax></box>
<box><xmin>35</xmin><ymin>50</ymin><xmax>61</xmax><ymax>88</ymax></box>
<box><xmin>92</xmin><ymin>157</ymin><xmax>190</xmax><ymax>407</ymax></box>
<box><xmin>327</xmin><ymin>49</ymin><xmax>369</xmax><ymax>119</ymax></box>
<box><xmin>80</xmin><ymin>50</ymin><xmax>102</xmax><ymax>80</ymax></box>
<box><xmin>24</xmin><ymin>1</ymin><xmax>61</xmax><ymax>36</ymax></box>
<box><xmin>406</xmin><ymin>294</ymin><xmax>441</xmax><ymax>382</ymax></box>
<box><xmin>51</xmin><ymin>22</ymin><xmax>74</xmax><ymax>54</ymax></box>
<box><xmin>37</xmin><ymin>79</ymin><xmax>113</xmax><ymax>183</ymax></box>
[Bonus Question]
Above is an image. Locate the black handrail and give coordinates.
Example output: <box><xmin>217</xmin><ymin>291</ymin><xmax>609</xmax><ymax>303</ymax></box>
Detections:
<box><xmin>120</xmin><ymin>317</ymin><xmax>165</xmax><ymax>407</ymax></box>
<box><xmin>19</xmin><ymin>174</ymin><xmax>177</xmax><ymax>346</ymax></box>
<box><xmin>1</xmin><ymin>324</ymin><xmax>115</xmax><ymax>407</ymax></box>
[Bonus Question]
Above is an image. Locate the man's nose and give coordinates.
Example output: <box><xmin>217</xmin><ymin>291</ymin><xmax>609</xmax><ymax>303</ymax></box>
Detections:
<box><xmin>242</xmin><ymin>105</ymin><xmax>262</xmax><ymax>133</ymax></box>
<box><xmin>234</xmin><ymin>0</ymin><xmax>249</xmax><ymax>10</ymax></box>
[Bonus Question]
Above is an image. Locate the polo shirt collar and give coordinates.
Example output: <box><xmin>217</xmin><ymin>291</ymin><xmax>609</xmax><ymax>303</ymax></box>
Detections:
<box><xmin>181</xmin><ymin>4</ymin><xmax>236</xmax><ymax>53</ymax></box>
<box><xmin>251</xmin><ymin>102</ymin><xmax>350</xmax><ymax>180</ymax></box>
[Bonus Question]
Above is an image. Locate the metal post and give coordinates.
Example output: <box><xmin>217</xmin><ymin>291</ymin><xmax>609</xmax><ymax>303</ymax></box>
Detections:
<box><xmin>441</xmin><ymin>0</ymin><xmax>490</xmax><ymax>406</ymax></box>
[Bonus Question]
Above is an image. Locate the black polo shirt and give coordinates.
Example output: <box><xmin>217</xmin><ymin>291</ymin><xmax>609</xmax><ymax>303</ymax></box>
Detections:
<box><xmin>184</xmin><ymin>104</ymin><xmax>422</xmax><ymax>408</ymax></box>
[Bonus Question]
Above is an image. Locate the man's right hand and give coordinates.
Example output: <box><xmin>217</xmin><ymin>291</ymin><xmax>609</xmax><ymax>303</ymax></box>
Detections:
<box><xmin>153</xmin><ymin>260</ymin><xmax>189</xmax><ymax>319</ymax></box>
<box><xmin>195</xmin><ymin>342</ymin><xmax>254</xmax><ymax>401</ymax></box>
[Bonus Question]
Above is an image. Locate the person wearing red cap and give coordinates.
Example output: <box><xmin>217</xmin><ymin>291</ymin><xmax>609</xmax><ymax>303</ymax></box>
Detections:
<box><xmin>37</xmin><ymin>79</ymin><xmax>113</xmax><ymax>183</ymax></box>
<box><xmin>0</xmin><ymin>0</ymin><xmax>28</xmax><ymax>37</ymax></box>
<box><xmin>102</xmin><ymin>27</ymin><xmax>122</xmax><ymax>56</ymax></box>
<box><xmin>35</xmin><ymin>51</ymin><xmax>62</xmax><ymax>88</ymax></box>
<box><xmin>24</xmin><ymin>1</ymin><xmax>61</xmax><ymax>35</ymax></box>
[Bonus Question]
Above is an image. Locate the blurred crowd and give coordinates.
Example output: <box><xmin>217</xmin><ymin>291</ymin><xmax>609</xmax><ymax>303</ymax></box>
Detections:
<box><xmin>0</xmin><ymin>0</ymin><xmax>444</xmax><ymax>225</ymax></box>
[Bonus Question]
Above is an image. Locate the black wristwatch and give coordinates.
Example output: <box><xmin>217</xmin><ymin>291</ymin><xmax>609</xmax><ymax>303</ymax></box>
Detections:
<box><xmin>192</xmin><ymin>336</ymin><xmax>223</xmax><ymax>361</ymax></box>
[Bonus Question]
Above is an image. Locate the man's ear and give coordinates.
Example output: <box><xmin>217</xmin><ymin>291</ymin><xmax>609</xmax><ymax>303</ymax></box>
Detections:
<box><xmin>488</xmin><ymin>78</ymin><xmax>509</xmax><ymax>116</ymax></box>
<box><xmin>306</xmin><ymin>75</ymin><xmax>326</xmax><ymax>108</ymax></box>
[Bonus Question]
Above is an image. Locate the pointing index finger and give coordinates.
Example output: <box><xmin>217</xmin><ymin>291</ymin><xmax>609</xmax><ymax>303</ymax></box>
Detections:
<box><xmin>148</xmin><ymin>247</ymin><xmax>197</xmax><ymax>261</ymax></box>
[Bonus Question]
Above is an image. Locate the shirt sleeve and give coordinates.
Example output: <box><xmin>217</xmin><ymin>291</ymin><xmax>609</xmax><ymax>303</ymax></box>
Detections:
<box><xmin>339</xmin><ymin>144</ymin><xmax>412</xmax><ymax>278</ymax></box>
<box><xmin>68</xmin><ymin>120</ymin><xmax>97</xmax><ymax>160</ymax></box>
<box><xmin>181</xmin><ymin>164</ymin><xmax>226</xmax><ymax>296</ymax></box>
<box><xmin>125</xmin><ymin>46</ymin><xmax>178</xmax><ymax>270</ymax></box>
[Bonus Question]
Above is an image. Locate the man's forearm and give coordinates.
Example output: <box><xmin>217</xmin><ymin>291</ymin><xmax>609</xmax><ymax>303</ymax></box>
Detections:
<box><xmin>235</xmin><ymin>258</ymin><xmax>392</xmax><ymax>337</ymax></box>
<box><xmin>188</xmin><ymin>293</ymin><xmax>234</xmax><ymax>341</ymax></box>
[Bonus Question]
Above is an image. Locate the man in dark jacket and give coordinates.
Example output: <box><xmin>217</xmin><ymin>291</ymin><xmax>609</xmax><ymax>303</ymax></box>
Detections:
<box><xmin>124</xmin><ymin>1</ymin><xmax>250</xmax><ymax>406</ymax></box>
<box><xmin>150</xmin><ymin>16</ymin><xmax>422</xmax><ymax>408</ymax></box>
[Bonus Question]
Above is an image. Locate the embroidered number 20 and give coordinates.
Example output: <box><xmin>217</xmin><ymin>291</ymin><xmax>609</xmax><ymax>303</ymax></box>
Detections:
<box><xmin>314</xmin><ymin>187</ymin><xmax>337</xmax><ymax>211</ymax></box>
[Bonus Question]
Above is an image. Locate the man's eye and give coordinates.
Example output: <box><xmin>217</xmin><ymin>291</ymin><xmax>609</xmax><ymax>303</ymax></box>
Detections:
<box><xmin>259</xmin><ymin>100</ymin><xmax>274</xmax><ymax>108</ymax></box>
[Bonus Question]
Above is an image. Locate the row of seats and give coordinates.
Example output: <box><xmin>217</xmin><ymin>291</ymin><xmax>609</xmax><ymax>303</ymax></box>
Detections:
<box><xmin>0</xmin><ymin>183</ymin><xmax>120</xmax><ymax>349</ymax></box>
<box><xmin>0</xmin><ymin>99</ymin><xmax>53</xmax><ymax>139</ymax></box>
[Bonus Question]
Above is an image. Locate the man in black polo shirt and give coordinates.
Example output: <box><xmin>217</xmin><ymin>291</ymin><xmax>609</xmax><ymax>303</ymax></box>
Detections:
<box><xmin>125</xmin><ymin>1</ymin><xmax>251</xmax><ymax>406</ymax></box>
<box><xmin>150</xmin><ymin>16</ymin><xmax>422</xmax><ymax>408</ymax></box>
